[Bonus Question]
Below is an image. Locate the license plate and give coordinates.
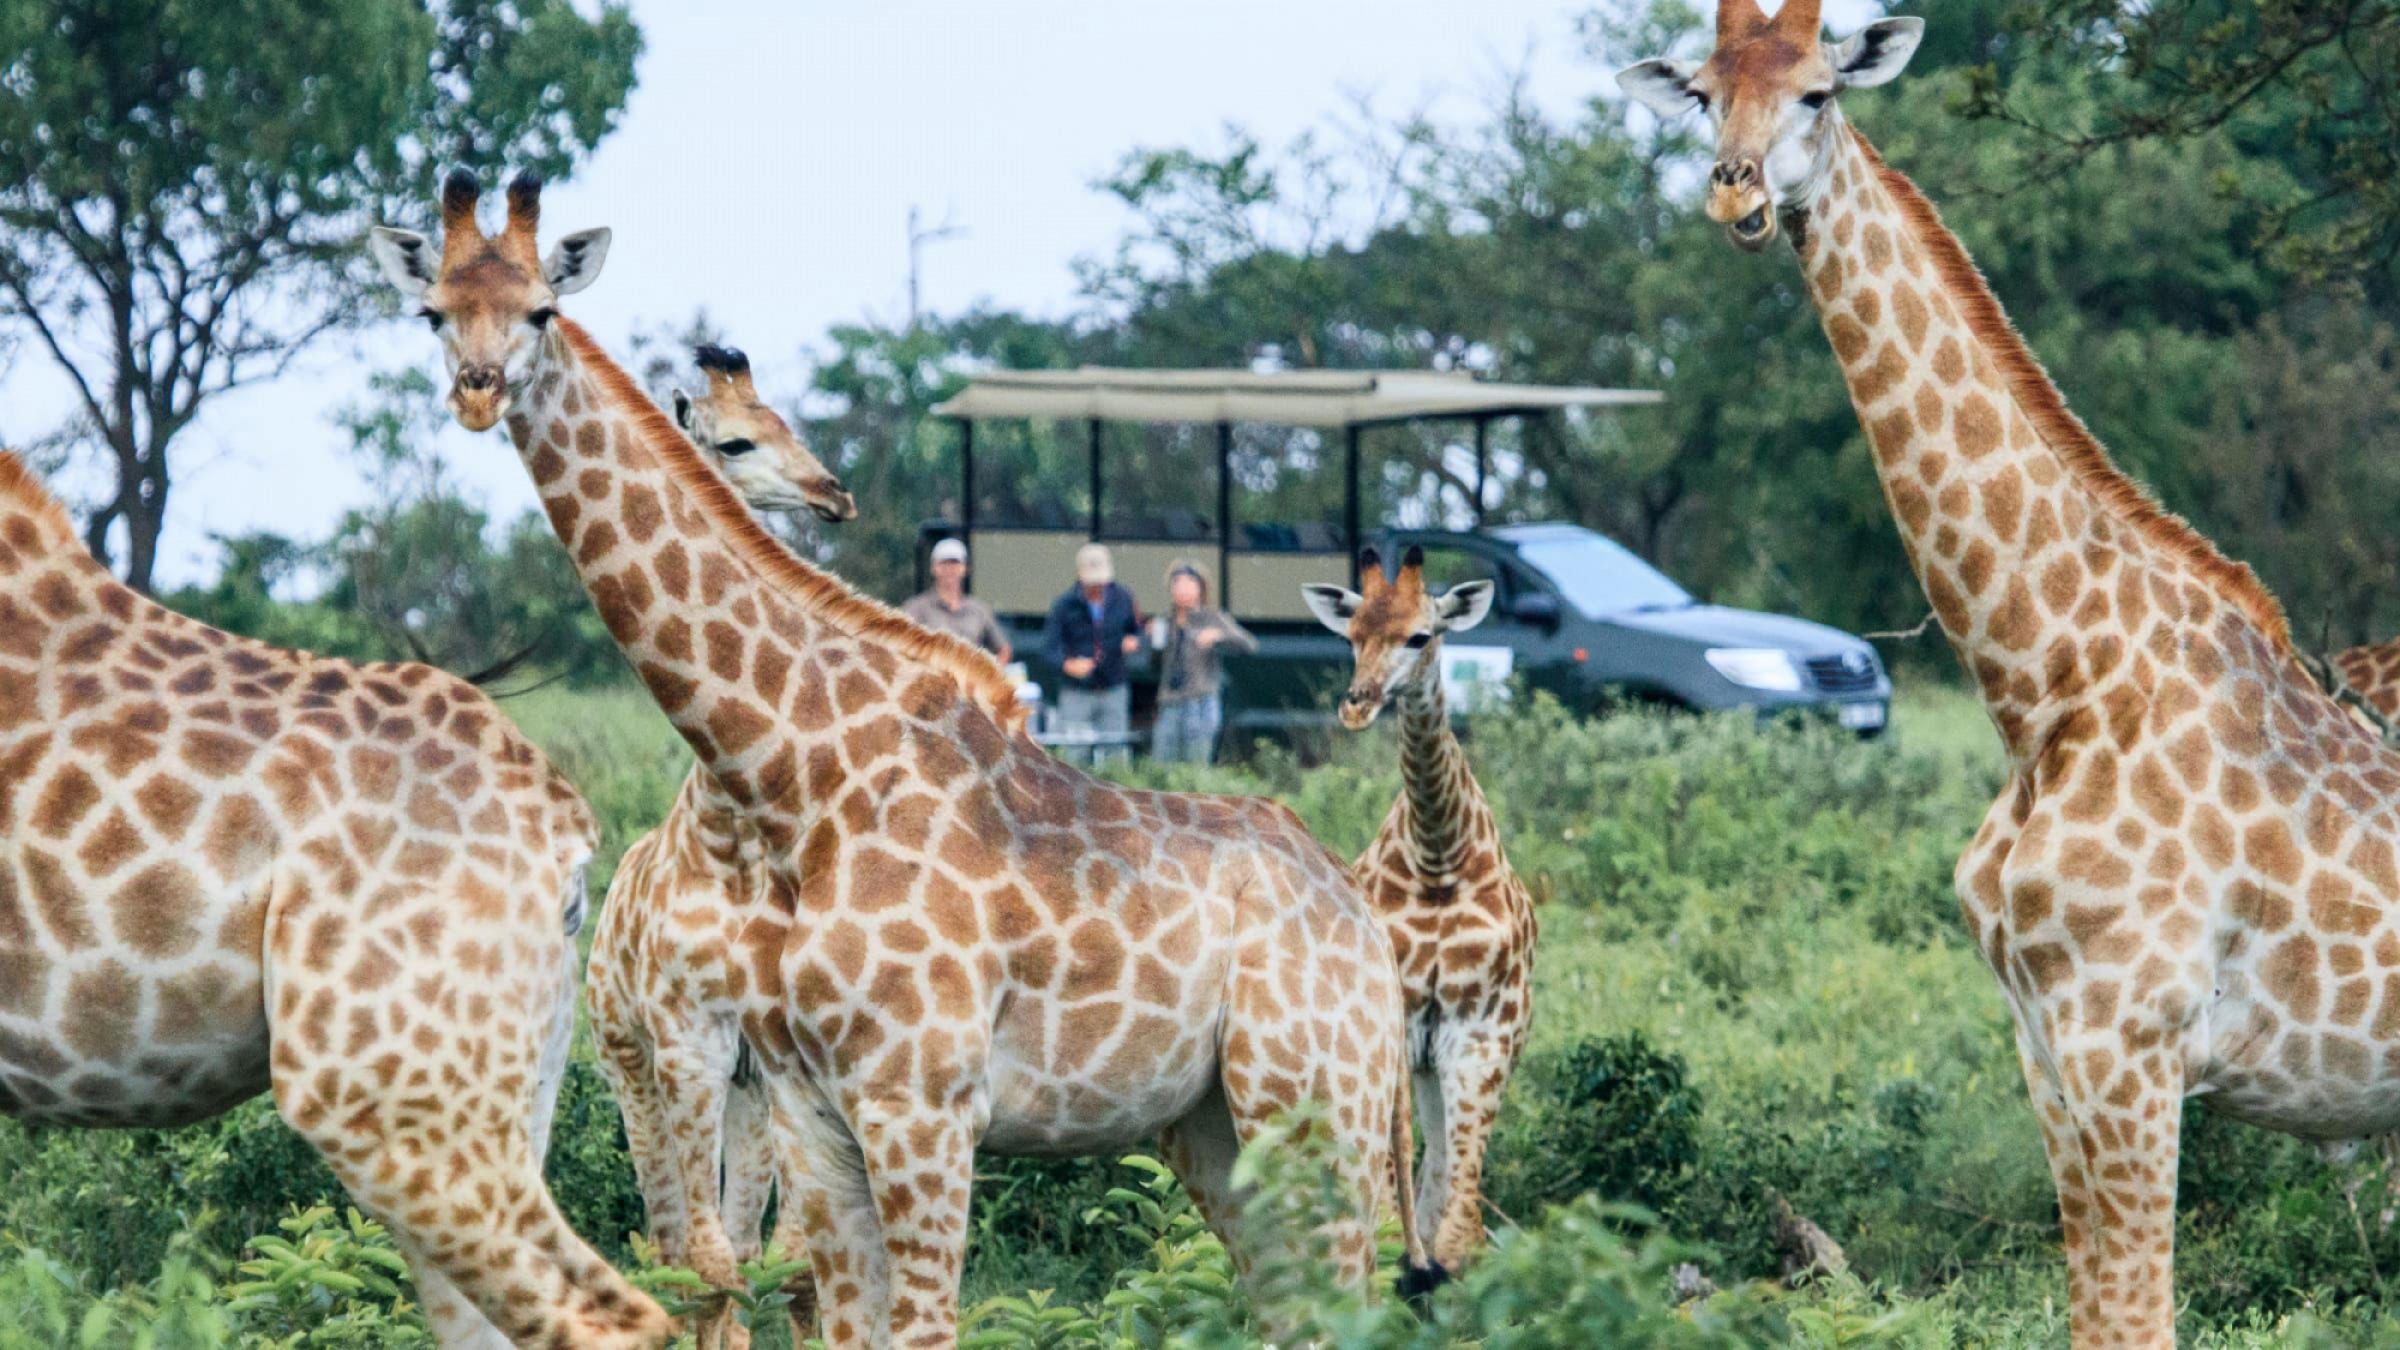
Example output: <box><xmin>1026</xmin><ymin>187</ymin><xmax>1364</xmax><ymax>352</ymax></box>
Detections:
<box><xmin>1838</xmin><ymin>701</ymin><xmax>1887</xmax><ymax>730</ymax></box>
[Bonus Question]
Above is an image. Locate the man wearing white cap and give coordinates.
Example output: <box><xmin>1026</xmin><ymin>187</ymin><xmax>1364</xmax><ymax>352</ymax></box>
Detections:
<box><xmin>903</xmin><ymin>537</ymin><xmax>1010</xmax><ymax>662</ymax></box>
<box><xmin>1040</xmin><ymin>542</ymin><xmax>1143</xmax><ymax>766</ymax></box>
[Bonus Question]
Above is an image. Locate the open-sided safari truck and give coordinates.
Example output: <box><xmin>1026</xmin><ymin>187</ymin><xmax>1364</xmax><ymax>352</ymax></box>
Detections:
<box><xmin>926</xmin><ymin>368</ymin><xmax>1892</xmax><ymax>742</ymax></box>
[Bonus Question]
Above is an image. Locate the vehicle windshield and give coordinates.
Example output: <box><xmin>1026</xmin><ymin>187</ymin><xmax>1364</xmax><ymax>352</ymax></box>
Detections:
<box><xmin>1512</xmin><ymin>530</ymin><xmax>1693</xmax><ymax>618</ymax></box>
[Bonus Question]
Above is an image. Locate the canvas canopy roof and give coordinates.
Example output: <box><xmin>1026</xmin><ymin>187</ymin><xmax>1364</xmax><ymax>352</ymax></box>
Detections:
<box><xmin>932</xmin><ymin>366</ymin><xmax>1662</xmax><ymax>429</ymax></box>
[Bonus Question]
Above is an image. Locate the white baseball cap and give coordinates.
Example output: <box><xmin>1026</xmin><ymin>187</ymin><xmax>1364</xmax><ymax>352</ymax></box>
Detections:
<box><xmin>930</xmin><ymin>538</ymin><xmax>969</xmax><ymax>564</ymax></box>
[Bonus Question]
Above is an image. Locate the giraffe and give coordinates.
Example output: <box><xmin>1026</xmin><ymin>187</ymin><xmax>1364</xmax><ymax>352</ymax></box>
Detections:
<box><xmin>586</xmin><ymin>342</ymin><xmax>855</xmax><ymax>1350</ymax></box>
<box><xmin>370</xmin><ymin>170</ymin><xmax>1438</xmax><ymax>1349</ymax></box>
<box><xmin>1621</xmin><ymin>5</ymin><xmax>2400</xmax><ymax>1343</ymax></box>
<box><xmin>1301</xmin><ymin>545</ymin><xmax>1538</xmax><ymax>1273</ymax></box>
<box><xmin>0</xmin><ymin>451</ymin><xmax>667</xmax><ymax>1348</ymax></box>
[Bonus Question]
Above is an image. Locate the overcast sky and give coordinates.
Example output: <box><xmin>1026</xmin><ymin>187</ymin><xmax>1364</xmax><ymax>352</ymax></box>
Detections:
<box><xmin>1</xmin><ymin>0</ymin><xmax>1871</xmax><ymax>586</ymax></box>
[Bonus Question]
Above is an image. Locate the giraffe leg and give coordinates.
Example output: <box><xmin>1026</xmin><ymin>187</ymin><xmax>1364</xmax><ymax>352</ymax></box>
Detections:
<box><xmin>651</xmin><ymin>1019</ymin><xmax>750</xmax><ymax>1346</ymax></box>
<box><xmin>703</xmin><ymin>1069</ymin><xmax>776</xmax><ymax>1350</ymax></box>
<box><xmin>1159</xmin><ymin>1080</ymin><xmax>1255</xmax><ymax>1279</ymax></box>
<box><xmin>762</xmin><ymin>1161</ymin><xmax>823</xmax><ymax>1350</ymax></box>
<box><xmin>1410</xmin><ymin>1064</ymin><xmax>1450</xmax><ymax>1256</ymax></box>
<box><xmin>595</xmin><ymin>1024</ymin><xmax>692</xmax><ymax>1263</ymax></box>
<box><xmin>1214</xmin><ymin>951</ymin><xmax>1390</xmax><ymax>1300</ymax></box>
<box><xmin>1426</xmin><ymin>1035</ymin><xmax>1514</xmax><ymax>1271</ymax></box>
<box><xmin>397</xmin><ymin>1234</ymin><xmax>515</xmax><ymax>1350</ymax></box>
<box><xmin>265</xmin><ymin>911</ymin><xmax>667</xmax><ymax>1348</ymax></box>
<box><xmin>2016</xmin><ymin>1026</ymin><xmax>2182</xmax><ymax>1348</ymax></box>
<box><xmin>765</xmin><ymin>1072</ymin><xmax>886</xmax><ymax>1350</ymax></box>
<box><xmin>851</xmin><ymin>1098</ymin><xmax>979</xmax><ymax>1349</ymax></box>
<box><xmin>722</xmin><ymin>1070</ymin><xmax>775</xmax><ymax>1265</ymax></box>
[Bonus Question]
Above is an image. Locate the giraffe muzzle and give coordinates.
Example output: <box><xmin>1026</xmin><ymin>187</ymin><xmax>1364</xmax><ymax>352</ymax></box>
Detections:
<box><xmin>1339</xmin><ymin>686</ymin><xmax>1384</xmax><ymax>730</ymax></box>
<box><xmin>807</xmin><ymin>479</ymin><xmax>858</xmax><ymax>523</ymax></box>
<box><xmin>451</xmin><ymin>363</ymin><xmax>512</xmax><ymax>432</ymax></box>
<box><xmin>1706</xmin><ymin>160</ymin><xmax>1777</xmax><ymax>251</ymax></box>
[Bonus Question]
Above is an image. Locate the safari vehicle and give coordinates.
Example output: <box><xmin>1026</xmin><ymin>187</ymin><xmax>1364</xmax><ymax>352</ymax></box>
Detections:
<box><xmin>923</xmin><ymin>367</ymin><xmax>1890</xmax><ymax>738</ymax></box>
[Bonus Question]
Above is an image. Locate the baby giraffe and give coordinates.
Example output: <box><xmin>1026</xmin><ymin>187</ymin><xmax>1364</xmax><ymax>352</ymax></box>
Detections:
<box><xmin>585</xmin><ymin>343</ymin><xmax>853</xmax><ymax>1350</ymax></box>
<box><xmin>1303</xmin><ymin>546</ymin><xmax>1537</xmax><ymax>1271</ymax></box>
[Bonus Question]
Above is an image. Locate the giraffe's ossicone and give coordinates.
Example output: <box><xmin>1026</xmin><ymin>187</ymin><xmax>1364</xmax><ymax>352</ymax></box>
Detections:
<box><xmin>0</xmin><ymin>452</ymin><xmax>667</xmax><ymax>1348</ymax></box>
<box><xmin>1624</xmin><ymin>4</ymin><xmax>2400</xmax><ymax>1345</ymax></box>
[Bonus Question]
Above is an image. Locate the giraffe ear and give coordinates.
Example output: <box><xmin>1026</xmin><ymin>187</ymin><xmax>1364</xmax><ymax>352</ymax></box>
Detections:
<box><xmin>671</xmin><ymin>388</ymin><xmax>694</xmax><ymax>432</ymax></box>
<box><xmin>368</xmin><ymin>226</ymin><xmax>436</xmax><ymax>299</ymax></box>
<box><xmin>1831</xmin><ymin>17</ymin><xmax>1923</xmax><ymax>89</ymax></box>
<box><xmin>543</xmin><ymin>227</ymin><xmax>611</xmax><ymax>295</ymax></box>
<box><xmin>1300</xmin><ymin>584</ymin><xmax>1361</xmax><ymax>635</ymax></box>
<box><xmin>1615</xmin><ymin>58</ymin><xmax>1702</xmax><ymax>119</ymax></box>
<box><xmin>1436</xmin><ymin>580</ymin><xmax>1496</xmax><ymax>633</ymax></box>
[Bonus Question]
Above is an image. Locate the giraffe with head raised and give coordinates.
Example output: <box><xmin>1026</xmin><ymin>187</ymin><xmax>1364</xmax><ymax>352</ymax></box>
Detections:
<box><xmin>1302</xmin><ymin>545</ymin><xmax>1537</xmax><ymax>1273</ymax></box>
<box><xmin>586</xmin><ymin>342</ymin><xmax>854</xmax><ymax>1350</ymax></box>
<box><xmin>0</xmin><ymin>450</ymin><xmax>666</xmax><ymax>1348</ymax></box>
<box><xmin>1622</xmin><ymin>5</ymin><xmax>2400</xmax><ymax>1343</ymax></box>
<box><xmin>372</xmin><ymin>170</ymin><xmax>1438</xmax><ymax>1348</ymax></box>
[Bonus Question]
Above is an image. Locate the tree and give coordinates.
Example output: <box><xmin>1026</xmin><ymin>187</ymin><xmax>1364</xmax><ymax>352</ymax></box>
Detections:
<box><xmin>0</xmin><ymin>0</ymin><xmax>641</xmax><ymax>591</ymax></box>
<box><xmin>1961</xmin><ymin>0</ymin><xmax>2400</xmax><ymax>287</ymax></box>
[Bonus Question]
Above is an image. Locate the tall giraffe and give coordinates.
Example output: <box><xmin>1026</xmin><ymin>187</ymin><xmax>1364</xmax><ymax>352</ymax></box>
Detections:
<box><xmin>1622</xmin><ymin>5</ymin><xmax>2400</xmax><ymax>1344</ymax></box>
<box><xmin>0</xmin><ymin>452</ymin><xmax>666</xmax><ymax>1348</ymax></box>
<box><xmin>1302</xmin><ymin>546</ymin><xmax>1537</xmax><ymax>1272</ymax></box>
<box><xmin>586</xmin><ymin>342</ymin><xmax>855</xmax><ymax>1350</ymax></box>
<box><xmin>371</xmin><ymin>171</ymin><xmax>1435</xmax><ymax>1349</ymax></box>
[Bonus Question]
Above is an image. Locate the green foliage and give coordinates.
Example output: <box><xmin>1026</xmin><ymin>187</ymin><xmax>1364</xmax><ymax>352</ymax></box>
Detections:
<box><xmin>1498</xmin><ymin>1031</ymin><xmax>1704</xmax><ymax>1215</ymax></box>
<box><xmin>0</xmin><ymin>1209</ymin><xmax>429</xmax><ymax>1349</ymax></box>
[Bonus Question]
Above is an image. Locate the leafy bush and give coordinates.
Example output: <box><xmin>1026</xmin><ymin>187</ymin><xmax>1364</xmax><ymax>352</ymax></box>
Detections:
<box><xmin>1491</xmin><ymin>1031</ymin><xmax>1704</xmax><ymax>1216</ymax></box>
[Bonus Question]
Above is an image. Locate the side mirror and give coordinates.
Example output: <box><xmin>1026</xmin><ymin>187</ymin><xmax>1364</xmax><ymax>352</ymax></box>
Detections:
<box><xmin>1511</xmin><ymin>592</ymin><xmax>1563</xmax><ymax>629</ymax></box>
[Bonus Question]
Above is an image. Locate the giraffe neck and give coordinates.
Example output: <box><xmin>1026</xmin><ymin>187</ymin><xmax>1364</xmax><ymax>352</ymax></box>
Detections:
<box><xmin>1393</xmin><ymin>655</ymin><xmax>1472</xmax><ymax>887</ymax></box>
<box><xmin>503</xmin><ymin>318</ymin><xmax>888</xmax><ymax>823</ymax></box>
<box><xmin>1791</xmin><ymin>119</ymin><xmax>2291</xmax><ymax>763</ymax></box>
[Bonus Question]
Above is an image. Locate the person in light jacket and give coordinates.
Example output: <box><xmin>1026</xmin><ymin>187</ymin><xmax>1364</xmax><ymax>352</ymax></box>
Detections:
<box><xmin>1149</xmin><ymin>560</ymin><xmax>1255</xmax><ymax>765</ymax></box>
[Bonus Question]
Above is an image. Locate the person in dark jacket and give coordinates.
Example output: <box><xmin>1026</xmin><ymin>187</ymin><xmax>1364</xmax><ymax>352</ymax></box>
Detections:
<box><xmin>1040</xmin><ymin>543</ymin><xmax>1144</xmax><ymax>766</ymax></box>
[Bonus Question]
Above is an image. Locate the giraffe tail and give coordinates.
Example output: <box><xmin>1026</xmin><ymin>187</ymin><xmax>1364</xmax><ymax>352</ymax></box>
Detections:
<box><xmin>1390</xmin><ymin>1052</ymin><xmax>1450</xmax><ymax>1305</ymax></box>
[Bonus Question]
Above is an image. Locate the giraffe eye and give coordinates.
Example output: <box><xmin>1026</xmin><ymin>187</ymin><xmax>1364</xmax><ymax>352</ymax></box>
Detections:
<box><xmin>1404</xmin><ymin>633</ymin><xmax>1433</xmax><ymax>650</ymax></box>
<box><xmin>1799</xmin><ymin>90</ymin><xmax>1832</xmax><ymax>110</ymax></box>
<box><xmin>716</xmin><ymin>438</ymin><xmax>756</xmax><ymax>456</ymax></box>
<box><xmin>419</xmin><ymin>307</ymin><xmax>443</xmax><ymax>331</ymax></box>
<box><xmin>527</xmin><ymin>306</ymin><xmax>556</xmax><ymax>328</ymax></box>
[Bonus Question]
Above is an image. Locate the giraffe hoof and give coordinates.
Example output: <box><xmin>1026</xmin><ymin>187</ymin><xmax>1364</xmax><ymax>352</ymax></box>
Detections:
<box><xmin>1397</xmin><ymin>1259</ymin><xmax>1451</xmax><ymax>1307</ymax></box>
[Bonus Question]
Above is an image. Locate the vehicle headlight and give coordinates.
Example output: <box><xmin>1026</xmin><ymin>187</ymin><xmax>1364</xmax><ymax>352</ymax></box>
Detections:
<box><xmin>1705</xmin><ymin>648</ymin><xmax>1804</xmax><ymax>692</ymax></box>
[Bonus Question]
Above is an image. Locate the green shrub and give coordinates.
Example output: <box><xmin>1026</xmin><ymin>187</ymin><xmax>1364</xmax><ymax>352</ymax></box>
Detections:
<box><xmin>1491</xmin><ymin>1031</ymin><xmax>1704</xmax><ymax>1216</ymax></box>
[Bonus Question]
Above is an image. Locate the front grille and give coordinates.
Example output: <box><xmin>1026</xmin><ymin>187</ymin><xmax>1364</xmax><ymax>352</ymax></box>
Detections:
<box><xmin>1806</xmin><ymin>653</ymin><xmax>1882</xmax><ymax>694</ymax></box>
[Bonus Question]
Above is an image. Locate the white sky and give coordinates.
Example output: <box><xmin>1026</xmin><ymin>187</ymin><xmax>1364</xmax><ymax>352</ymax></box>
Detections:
<box><xmin>1</xmin><ymin>0</ymin><xmax>1872</xmax><ymax>586</ymax></box>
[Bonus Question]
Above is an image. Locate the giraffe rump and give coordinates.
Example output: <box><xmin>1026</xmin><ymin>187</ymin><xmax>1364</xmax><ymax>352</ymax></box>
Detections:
<box><xmin>1856</xmin><ymin>129</ymin><xmax>2293</xmax><ymax>655</ymax></box>
<box><xmin>552</xmin><ymin>317</ymin><xmax>1031</xmax><ymax>731</ymax></box>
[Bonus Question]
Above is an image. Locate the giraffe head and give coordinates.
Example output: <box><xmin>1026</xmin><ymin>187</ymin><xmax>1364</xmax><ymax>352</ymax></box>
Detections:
<box><xmin>1615</xmin><ymin>1</ymin><xmax>1922</xmax><ymax>251</ymax></box>
<box><xmin>1302</xmin><ymin>546</ymin><xmax>1494</xmax><ymax>730</ymax></box>
<box><xmin>367</xmin><ymin>170</ymin><xmax>612</xmax><ymax>430</ymax></box>
<box><xmin>671</xmin><ymin>345</ymin><xmax>856</xmax><ymax>523</ymax></box>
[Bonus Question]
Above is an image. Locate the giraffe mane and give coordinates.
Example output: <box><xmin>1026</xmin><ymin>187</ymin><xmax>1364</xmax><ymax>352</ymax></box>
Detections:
<box><xmin>1852</xmin><ymin>129</ymin><xmax>2293</xmax><ymax>655</ymax></box>
<box><xmin>552</xmin><ymin>318</ymin><xmax>1031</xmax><ymax>732</ymax></box>
<box><xmin>0</xmin><ymin>451</ymin><xmax>80</xmax><ymax>551</ymax></box>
